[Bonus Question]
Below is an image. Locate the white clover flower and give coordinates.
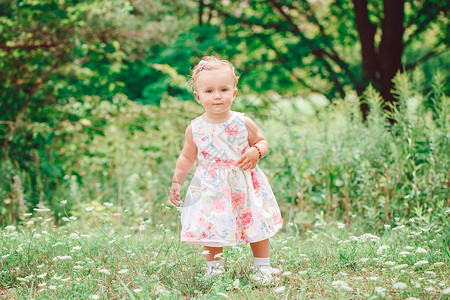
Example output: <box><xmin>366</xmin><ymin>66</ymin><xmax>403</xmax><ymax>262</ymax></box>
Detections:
<box><xmin>392</xmin><ymin>225</ymin><xmax>405</xmax><ymax>231</ymax></box>
<box><xmin>26</xmin><ymin>220</ymin><xmax>34</xmax><ymax>226</ymax></box>
<box><xmin>385</xmin><ymin>261</ymin><xmax>396</xmax><ymax>266</ymax></box>
<box><xmin>138</xmin><ymin>225</ymin><xmax>146</xmax><ymax>231</ymax></box>
<box><xmin>414</xmin><ymin>260</ymin><xmax>429</xmax><ymax>267</ymax></box>
<box><xmin>416</xmin><ymin>247</ymin><xmax>428</xmax><ymax>254</ymax></box>
<box><xmin>384</xmin><ymin>224</ymin><xmax>391</xmax><ymax>230</ymax></box>
<box><xmin>5</xmin><ymin>225</ymin><xmax>16</xmax><ymax>231</ymax></box>
<box><xmin>377</xmin><ymin>245</ymin><xmax>390</xmax><ymax>255</ymax></box>
<box><xmin>374</xmin><ymin>286</ymin><xmax>386</xmax><ymax>296</ymax></box>
<box><xmin>34</xmin><ymin>208</ymin><xmax>51</xmax><ymax>212</ymax></box>
<box><xmin>394</xmin><ymin>264</ymin><xmax>408</xmax><ymax>270</ymax></box>
<box><xmin>118</xmin><ymin>269</ymin><xmax>128</xmax><ymax>274</ymax></box>
<box><xmin>86</xmin><ymin>206</ymin><xmax>95</xmax><ymax>212</ymax></box>
<box><xmin>233</xmin><ymin>278</ymin><xmax>240</xmax><ymax>289</ymax></box>
<box><xmin>337</xmin><ymin>222</ymin><xmax>345</xmax><ymax>229</ymax></box>
<box><xmin>69</xmin><ymin>233</ymin><xmax>79</xmax><ymax>239</ymax></box>
<box><xmin>393</xmin><ymin>282</ymin><xmax>408</xmax><ymax>289</ymax></box>
<box><xmin>399</xmin><ymin>251</ymin><xmax>411</xmax><ymax>256</ymax></box>
<box><xmin>332</xmin><ymin>280</ymin><xmax>353</xmax><ymax>291</ymax></box>
<box><xmin>38</xmin><ymin>282</ymin><xmax>47</xmax><ymax>287</ymax></box>
<box><xmin>61</xmin><ymin>200</ymin><xmax>67</xmax><ymax>205</ymax></box>
<box><xmin>37</xmin><ymin>273</ymin><xmax>47</xmax><ymax>279</ymax></box>
<box><xmin>103</xmin><ymin>202</ymin><xmax>113</xmax><ymax>207</ymax></box>
<box><xmin>274</xmin><ymin>286</ymin><xmax>286</xmax><ymax>293</ymax></box>
<box><xmin>98</xmin><ymin>269</ymin><xmax>110</xmax><ymax>275</ymax></box>
<box><xmin>33</xmin><ymin>233</ymin><xmax>42</xmax><ymax>239</ymax></box>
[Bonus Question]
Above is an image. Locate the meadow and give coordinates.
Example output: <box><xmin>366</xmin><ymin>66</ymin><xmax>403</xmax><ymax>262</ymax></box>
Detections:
<box><xmin>1</xmin><ymin>72</ymin><xmax>449</xmax><ymax>299</ymax></box>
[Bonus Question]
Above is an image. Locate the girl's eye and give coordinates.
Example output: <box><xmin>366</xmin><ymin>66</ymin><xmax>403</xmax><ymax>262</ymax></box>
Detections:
<box><xmin>206</xmin><ymin>89</ymin><xmax>212</xmax><ymax>93</ymax></box>
<box><xmin>221</xmin><ymin>88</ymin><xmax>228</xmax><ymax>92</ymax></box>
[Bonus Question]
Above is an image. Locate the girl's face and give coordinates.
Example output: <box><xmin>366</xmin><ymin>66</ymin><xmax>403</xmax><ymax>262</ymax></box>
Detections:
<box><xmin>194</xmin><ymin>69</ymin><xmax>237</xmax><ymax>115</ymax></box>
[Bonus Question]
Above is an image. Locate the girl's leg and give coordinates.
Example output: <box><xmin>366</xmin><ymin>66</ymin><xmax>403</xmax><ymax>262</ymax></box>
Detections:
<box><xmin>250</xmin><ymin>238</ymin><xmax>270</xmax><ymax>258</ymax></box>
<box><xmin>250</xmin><ymin>239</ymin><xmax>271</xmax><ymax>270</ymax></box>
<box><xmin>204</xmin><ymin>246</ymin><xmax>223</xmax><ymax>261</ymax></box>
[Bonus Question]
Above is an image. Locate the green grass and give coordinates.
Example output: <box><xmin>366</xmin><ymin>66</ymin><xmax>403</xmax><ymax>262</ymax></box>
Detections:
<box><xmin>1</xmin><ymin>207</ymin><xmax>449</xmax><ymax>299</ymax></box>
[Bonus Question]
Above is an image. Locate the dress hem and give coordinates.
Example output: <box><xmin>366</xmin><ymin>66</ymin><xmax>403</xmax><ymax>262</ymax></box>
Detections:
<box><xmin>180</xmin><ymin>223</ymin><xmax>283</xmax><ymax>247</ymax></box>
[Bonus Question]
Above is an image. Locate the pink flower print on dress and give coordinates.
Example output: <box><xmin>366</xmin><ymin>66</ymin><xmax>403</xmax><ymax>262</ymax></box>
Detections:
<box><xmin>231</xmin><ymin>190</ymin><xmax>246</xmax><ymax>212</ymax></box>
<box><xmin>221</xmin><ymin>186</ymin><xmax>231</xmax><ymax>199</ymax></box>
<box><xmin>201</xmin><ymin>150</ymin><xmax>210</xmax><ymax>159</ymax></box>
<box><xmin>211</xmin><ymin>198</ymin><xmax>226</xmax><ymax>212</ymax></box>
<box><xmin>224</xmin><ymin>123</ymin><xmax>239</xmax><ymax>139</ymax></box>
<box><xmin>241</xmin><ymin>208</ymin><xmax>254</xmax><ymax>229</ymax></box>
<box><xmin>207</xmin><ymin>167</ymin><xmax>217</xmax><ymax>178</ymax></box>
<box><xmin>251</xmin><ymin>171</ymin><xmax>261</xmax><ymax>192</ymax></box>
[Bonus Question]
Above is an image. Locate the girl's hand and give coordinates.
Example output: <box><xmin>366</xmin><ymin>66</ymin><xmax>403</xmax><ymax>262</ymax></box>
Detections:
<box><xmin>237</xmin><ymin>147</ymin><xmax>259</xmax><ymax>170</ymax></box>
<box><xmin>169</xmin><ymin>182</ymin><xmax>182</xmax><ymax>206</ymax></box>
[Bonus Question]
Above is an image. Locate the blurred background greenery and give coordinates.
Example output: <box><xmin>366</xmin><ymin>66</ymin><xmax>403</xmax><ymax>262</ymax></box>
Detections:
<box><xmin>0</xmin><ymin>0</ymin><xmax>448</xmax><ymax>229</ymax></box>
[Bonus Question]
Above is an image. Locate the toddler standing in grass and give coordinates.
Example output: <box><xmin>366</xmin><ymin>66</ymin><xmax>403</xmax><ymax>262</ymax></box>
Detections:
<box><xmin>169</xmin><ymin>55</ymin><xmax>282</xmax><ymax>279</ymax></box>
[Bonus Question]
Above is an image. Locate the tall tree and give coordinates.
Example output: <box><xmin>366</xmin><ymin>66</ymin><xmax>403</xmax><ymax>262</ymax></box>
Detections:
<box><xmin>202</xmin><ymin>0</ymin><xmax>449</xmax><ymax>117</ymax></box>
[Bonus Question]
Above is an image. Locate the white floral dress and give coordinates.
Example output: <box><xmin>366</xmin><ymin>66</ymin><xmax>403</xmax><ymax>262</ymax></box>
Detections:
<box><xmin>180</xmin><ymin>111</ymin><xmax>283</xmax><ymax>247</ymax></box>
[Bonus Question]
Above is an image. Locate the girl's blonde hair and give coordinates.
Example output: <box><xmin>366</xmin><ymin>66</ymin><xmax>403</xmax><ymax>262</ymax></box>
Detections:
<box><xmin>188</xmin><ymin>55</ymin><xmax>240</xmax><ymax>90</ymax></box>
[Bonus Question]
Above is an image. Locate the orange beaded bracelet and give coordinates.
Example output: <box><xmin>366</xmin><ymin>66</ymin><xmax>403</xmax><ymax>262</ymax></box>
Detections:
<box><xmin>252</xmin><ymin>145</ymin><xmax>262</xmax><ymax>159</ymax></box>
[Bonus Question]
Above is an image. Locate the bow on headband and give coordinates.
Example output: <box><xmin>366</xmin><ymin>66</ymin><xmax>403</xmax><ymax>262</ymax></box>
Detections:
<box><xmin>198</xmin><ymin>60</ymin><xmax>207</xmax><ymax>71</ymax></box>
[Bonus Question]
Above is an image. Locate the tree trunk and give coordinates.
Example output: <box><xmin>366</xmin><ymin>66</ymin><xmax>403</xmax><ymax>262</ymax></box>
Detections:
<box><xmin>378</xmin><ymin>0</ymin><xmax>405</xmax><ymax>112</ymax></box>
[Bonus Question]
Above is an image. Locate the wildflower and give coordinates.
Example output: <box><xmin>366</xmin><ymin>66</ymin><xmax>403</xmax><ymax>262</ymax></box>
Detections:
<box><xmin>274</xmin><ymin>286</ymin><xmax>286</xmax><ymax>293</ymax></box>
<box><xmin>38</xmin><ymin>282</ymin><xmax>47</xmax><ymax>287</ymax></box>
<box><xmin>414</xmin><ymin>260</ymin><xmax>429</xmax><ymax>267</ymax></box>
<box><xmin>374</xmin><ymin>286</ymin><xmax>386</xmax><ymax>296</ymax></box>
<box><xmin>282</xmin><ymin>271</ymin><xmax>292</xmax><ymax>276</ymax></box>
<box><xmin>61</xmin><ymin>200</ymin><xmax>67</xmax><ymax>205</ymax></box>
<box><xmin>34</xmin><ymin>208</ymin><xmax>51</xmax><ymax>212</ymax></box>
<box><xmin>49</xmin><ymin>285</ymin><xmax>56</xmax><ymax>290</ymax></box>
<box><xmin>73</xmin><ymin>266</ymin><xmax>83</xmax><ymax>270</ymax></box>
<box><xmin>201</xmin><ymin>250</ymin><xmax>210</xmax><ymax>255</ymax></box>
<box><xmin>434</xmin><ymin>262</ymin><xmax>444</xmax><ymax>266</ymax></box>
<box><xmin>86</xmin><ymin>206</ymin><xmax>95</xmax><ymax>211</ymax></box>
<box><xmin>214</xmin><ymin>253</ymin><xmax>224</xmax><ymax>259</ymax></box>
<box><xmin>17</xmin><ymin>277</ymin><xmax>29</xmax><ymax>282</ymax></box>
<box><xmin>62</xmin><ymin>217</ymin><xmax>70</xmax><ymax>222</ymax></box>
<box><xmin>384</xmin><ymin>224</ymin><xmax>391</xmax><ymax>230</ymax></box>
<box><xmin>385</xmin><ymin>261</ymin><xmax>395</xmax><ymax>266</ymax></box>
<box><xmin>416</xmin><ymin>247</ymin><xmax>428</xmax><ymax>254</ymax></box>
<box><xmin>377</xmin><ymin>245</ymin><xmax>390</xmax><ymax>255</ymax></box>
<box><xmin>442</xmin><ymin>287</ymin><xmax>450</xmax><ymax>295</ymax></box>
<box><xmin>360</xmin><ymin>258</ymin><xmax>370</xmax><ymax>262</ymax></box>
<box><xmin>425</xmin><ymin>271</ymin><xmax>436</xmax><ymax>276</ymax></box>
<box><xmin>98</xmin><ymin>269</ymin><xmax>110</xmax><ymax>275</ymax></box>
<box><xmin>394</xmin><ymin>264</ymin><xmax>408</xmax><ymax>270</ymax></box>
<box><xmin>393</xmin><ymin>282</ymin><xmax>408</xmax><ymax>289</ymax></box>
<box><xmin>405</xmin><ymin>246</ymin><xmax>414</xmax><ymax>250</ymax></box>
<box><xmin>26</xmin><ymin>220</ymin><xmax>34</xmax><ymax>226</ymax></box>
<box><xmin>217</xmin><ymin>292</ymin><xmax>228</xmax><ymax>299</ymax></box>
<box><xmin>72</xmin><ymin>246</ymin><xmax>82</xmax><ymax>251</ymax></box>
<box><xmin>69</xmin><ymin>233</ymin><xmax>79</xmax><ymax>239</ymax></box>
<box><xmin>24</xmin><ymin>213</ymin><xmax>32</xmax><ymax>217</ymax></box>
<box><xmin>5</xmin><ymin>225</ymin><xmax>16</xmax><ymax>231</ymax></box>
<box><xmin>33</xmin><ymin>233</ymin><xmax>41</xmax><ymax>239</ymax></box>
<box><xmin>118</xmin><ymin>269</ymin><xmax>128</xmax><ymax>274</ymax></box>
<box><xmin>399</xmin><ymin>251</ymin><xmax>410</xmax><ymax>256</ymax></box>
<box><xmin>337</xmin><ymin>222</ymin><xmax>345</xmax><ymax>229</ymax></box>
<box><xmin>138</xmin><ymin>225</ymin><xmax>146</xmax><ymax>231</ymax></box>
<box><xmin>124</xmin><ymin>235</ymin><xmax>131</xmax><ymax>239</ymax></box>
<box><xmin>133</xmin><ymin>289</ymin><xmax>142</xmax><ymax>293</ymax></box>
<box><xmin>233</xmin><ymin>278</ymin><xmax>240</xmax><ymax>289</ymax></box>
<box><xmin>424</xmin><ymin>287</ymin><xmax>435</xmax><ymax>292</ymax></box>
<box><xmin>369</xmin><ymin>276</ymin><xmax>378</xmax><ymax>281</ymax></box>
<box><xmin>332</xmin><ymin>280</ymin><xmax>353</xmax><ymax>291</ymax></box>
<box><xmin>37</xmin><ymin>273</ymin><xmax>47</xmax><ymax>278</ymax></box>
